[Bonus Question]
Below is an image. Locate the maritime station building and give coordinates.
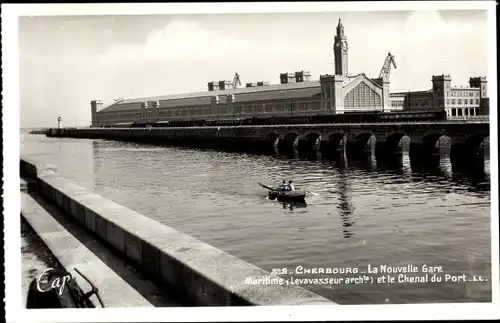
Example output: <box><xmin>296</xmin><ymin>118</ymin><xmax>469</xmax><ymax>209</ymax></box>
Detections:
<box><xmin>91</xmin><ymin>20</ymin><xmax>488</xmax><ymax>127</ymax></box>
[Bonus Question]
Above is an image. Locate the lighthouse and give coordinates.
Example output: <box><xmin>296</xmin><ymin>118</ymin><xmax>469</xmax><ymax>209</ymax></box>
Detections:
<box><xmin>57</xmin><ymin>116</ymin><xmax>62</xmax><ymax>129</ymax></box>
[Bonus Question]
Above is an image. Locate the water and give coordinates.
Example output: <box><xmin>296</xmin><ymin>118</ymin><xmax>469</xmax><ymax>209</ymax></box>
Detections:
<box><xmin>20</xmin><ymin>132</ymin><xmax>492</xmax><ymax>304</ymax></box>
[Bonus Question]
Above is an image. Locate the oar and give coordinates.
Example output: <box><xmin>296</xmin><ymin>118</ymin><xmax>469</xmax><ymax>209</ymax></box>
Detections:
<box><xmin>257</xmin><ymin>182</ymin><xmax>275</xmax><ymax>191</ymax></box>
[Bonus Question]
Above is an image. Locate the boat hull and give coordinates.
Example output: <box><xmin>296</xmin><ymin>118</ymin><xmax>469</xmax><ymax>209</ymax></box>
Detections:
<box><xmin>268</xmin><ymin>189</ymin><xmax>306</xmax><ymax>201</ymax></box>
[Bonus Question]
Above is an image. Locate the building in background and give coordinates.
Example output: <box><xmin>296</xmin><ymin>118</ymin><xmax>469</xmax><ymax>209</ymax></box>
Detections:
<box><xmin>90</xmin><ymin>20</ymin><xmax>488</xmax><ymax>127</ymax></box>
<box><xmin>392</xmin><ymin>75</ymin><xmax>489</xmax><ymax>118</ymax></box>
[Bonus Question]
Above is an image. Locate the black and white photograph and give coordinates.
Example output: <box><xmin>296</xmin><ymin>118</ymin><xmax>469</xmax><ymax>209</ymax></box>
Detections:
<box><xmin>3</xmin><ymin>2</ymin><xmax>499</xmax><ymax>322</ymax></box>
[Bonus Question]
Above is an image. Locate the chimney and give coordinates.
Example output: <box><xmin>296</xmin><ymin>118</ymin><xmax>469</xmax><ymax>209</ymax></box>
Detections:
<box><xmin>280</xmin><ymin>73</ymin><xmax>288</xmax><ymax>84</ymax></box>
<box><xmin>294</xmin><ymin>70</ymin><xmax>311</xmax><ymax>83</ymax></box>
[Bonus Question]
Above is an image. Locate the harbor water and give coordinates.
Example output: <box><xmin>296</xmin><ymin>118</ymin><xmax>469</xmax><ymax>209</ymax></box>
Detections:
<box><xmin>20</xmin><ymin>131</ymin><xmax>492</xmax><ymax>304</ymax></box>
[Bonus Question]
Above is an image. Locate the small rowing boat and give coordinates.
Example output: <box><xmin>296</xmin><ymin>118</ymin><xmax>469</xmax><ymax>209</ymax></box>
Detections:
<box><xmin>257</xmin><ymin>182</ymin><xmax>307</xmax><ymax>201</ymax></box>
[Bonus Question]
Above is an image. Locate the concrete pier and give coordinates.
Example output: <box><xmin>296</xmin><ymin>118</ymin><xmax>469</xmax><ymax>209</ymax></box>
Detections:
<box><xmin>20</xmin><ymin>155</ymin><xmax>335</xmax><ymax>306</ymax></box>
<box><xmin>46</xmin><ymin>121</ymin><xmax>489</xmax><ymax>160</ymax></box>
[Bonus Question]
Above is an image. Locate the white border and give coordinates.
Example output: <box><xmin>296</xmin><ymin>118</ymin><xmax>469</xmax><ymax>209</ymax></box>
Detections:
<box><xmin>2</xmin><ymin>2</ymin><xmax>499</xmax><ymax>322</ymax></box>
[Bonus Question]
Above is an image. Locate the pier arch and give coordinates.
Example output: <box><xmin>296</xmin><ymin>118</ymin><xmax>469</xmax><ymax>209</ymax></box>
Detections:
<box><xmin>385</xmin><ymin>132</ymin><xmax>410</xmax><ymax>153</ymax></box>
<box><xmin>464</xmin><ymin>134</ymin><xmax>490</xmax><ymax>158</ymax></box>
<box><xmin>280</xmin><ymin>132</ymin><xmax>299</xmax><ymax>151</ymax></box>
<box><xmin>266</xmin><ymin>132</ymin><xmax>280</xmax><ymax>149</ymax></box>
<box><xmin>422</xmin><ymin>133</ymin><xmax>453</xmax><ymax>155</ymax></box>
<box><xmin>304</xmin><ymin>132</ymin><xmax>322</xmax><ymax>152</ymax></box>
<box><xmin>355</xmin><ymin>133</ymin><xmax>377</xmax><ymax>152</ymax></box>
<box><xmin>465</xmin><ymin>134</ymin><xmax>490</xmax><ymax>151</ymax></box>
<box><xmin>325</xmin><ymin>132</ymin><xmax>346</xmax><ymax>153</ymax></box>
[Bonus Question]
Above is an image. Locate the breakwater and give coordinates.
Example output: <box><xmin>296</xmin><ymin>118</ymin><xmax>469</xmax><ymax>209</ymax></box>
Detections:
<box><xmin>46</xmin><ymin>122</ymin><xmax>489</xmax><ymax>159</ymax></box>
<box><xmin>20</xmin><ymin>156</ymin><xmax>335</xmax><ymax>306</ymax></box>
<box><xmin>28</xmin><ymin>129</ymin><xmax>49</xmax><ymax>135</ymax></box>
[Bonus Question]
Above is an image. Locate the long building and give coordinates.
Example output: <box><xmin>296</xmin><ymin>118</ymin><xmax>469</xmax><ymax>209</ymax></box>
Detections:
<box><xmin>392</xmin><ymin>75</ymin><xmax>489</xmax><ymax>118</ymax></box>
<box><xmin>91</xmin><ymin>19</ymin><xmax>488</xmax><ymax>127</ymax></box>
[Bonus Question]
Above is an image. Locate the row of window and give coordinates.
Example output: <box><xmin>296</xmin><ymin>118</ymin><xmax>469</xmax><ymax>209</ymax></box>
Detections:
<box><xmin>448</xmin><ymin>98</ymin><xmax>479</xmax><ymax>105</ymax></box>
<box><xmin>435</xmin><ymin>90</ymin><xmax>481</xmax><ymax>97</ymax></box>
<box><xmin>451</xmin><ymin>91</ymin><xmax>478</xmax><ymax>97</ymax></box>
<box><xmin>448</xmin><ymin>108</ymin><xmax>477</xmax><ymax>117</ymax></box>
<box><xmin>409</xmin><ymin>97</ymin><xmax>480</xmax><ymax>107</ymax></box>
<box><xmin>98</xmin><ymin>101</ymin><xmax>324</xmax><ymax>123</ymax></box>
<box><xmin>391</xmin><ymin>100</ymin><xmax>404</xmax><ymax>107</ymax></box>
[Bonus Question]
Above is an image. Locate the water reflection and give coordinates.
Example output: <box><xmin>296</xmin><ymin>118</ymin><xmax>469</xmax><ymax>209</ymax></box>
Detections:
<box><xmin>401</xmin><ymin>152</ymin><xmax>412</xmax><ymax>177</ymax></box>
<box><xmin>439</xmin><ymin>157</ymin><xmax>453</xmax><ymax>179</ymax></box>
<box><xmin>281</xmin><ymin>200</ymin><xmax>307</xmax><ymax>211</ymax></box>
<box><xmin>450</xmin><ymin>158</ymin><xmax>489</xmax><ymax>192</ymax></box>
<box><xmin>368</xmin><ymin>152</ymin><xmax>377</xmax><ymax>170</ymax></box>
<box><xmin>336</xmin><ymin>155</ymin><xmax>355</xmax><ymax>239</ymax></box>
<box><xmin>484</xmin><ymin>158</ymin><xmax>490</xmax><ymax>178</ymax></box>
<box><xmin>377</xmin><ymin>153</ymin><xmax>411</xmax><ymax>178</ymax></box>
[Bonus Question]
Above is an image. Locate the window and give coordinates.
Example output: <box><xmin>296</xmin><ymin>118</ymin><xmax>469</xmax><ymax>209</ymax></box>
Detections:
<box><xmin>452</xmin><ymin>108</ymin><xmax>457</xmax><ymax>116</ymax></box>
<box><xmin>469</xmin><ymin>99</ymin><xmax>473</xmax><ymax>104</ymax></box>
<box><xmin>469</xmin><ymin>92</ymin><xmax>473</xmax><ymax>96</ymax></box>
<box><xmin>458</xmin><ymin>109</ymin><xmax>463</xmax><ymax>116</ymax></box>
<box><xmin>475</xmin><ymin>99</ymin><xmax>479</xmax><ymax>104</ymax></box>
<box><xmin>446</xmin><ymin>99</ymin><xmax>449</xmax><ymax>105</ymax></box>
<box><xmin>458</xmin><ymin>99</ymin><xmax>462</xmax><ymax>104</ymax></box>
<box><xmin>344</xmin><ymin>82</ymin><xmax>382</xmax><ymax>109</ymax></box>
<box><xmin>451</xmin><ymin>99</ymin><xmax>456</xmax><ymax>104</ymax></box>
<box><xmin>464</xmin><ymin>99</ymin><xmax>468</xmax><ymax>105</ymax></box>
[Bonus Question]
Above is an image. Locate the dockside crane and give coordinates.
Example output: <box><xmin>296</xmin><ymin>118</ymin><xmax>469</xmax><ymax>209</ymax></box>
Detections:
<box><xmin>379</xmin><ymin>52</ymin><xmax>397</xmax><ymax>80</ymax></box>
<box><xmin>232</xmin><ymin>72</ymin><xmax>242</xmax><ymax>89</ymax></box>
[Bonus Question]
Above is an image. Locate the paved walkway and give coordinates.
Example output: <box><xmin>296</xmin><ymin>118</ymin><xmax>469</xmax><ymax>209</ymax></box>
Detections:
<box><xmin>20</xmin><ymin>181</ymin><xmax>182</xmax><ymax>308</ymax></box>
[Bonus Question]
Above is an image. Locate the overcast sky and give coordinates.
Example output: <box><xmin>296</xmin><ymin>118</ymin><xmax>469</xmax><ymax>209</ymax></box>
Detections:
<box><xmin>19</xmin><ymin>10</ymin><xmax>490</xmax><ymax>128</ymax></box>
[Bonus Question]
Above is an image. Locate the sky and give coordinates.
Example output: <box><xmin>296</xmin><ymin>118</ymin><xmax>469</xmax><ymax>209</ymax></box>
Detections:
<box><xmin>18</xmin><ymin>9</ymin><xmax>491</xmax><ymax>128</ymax></box>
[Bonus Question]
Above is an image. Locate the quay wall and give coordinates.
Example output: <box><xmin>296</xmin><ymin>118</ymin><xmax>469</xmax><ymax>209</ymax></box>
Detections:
<box><xmin>20</xmin><ymin>156</ymin><xmax>335</xmax><ymax>306</ymax></box>
<box><xmin>46</xmin><ymin>122</ymin><xmax>490</xmax><ymax>157</ymax></box>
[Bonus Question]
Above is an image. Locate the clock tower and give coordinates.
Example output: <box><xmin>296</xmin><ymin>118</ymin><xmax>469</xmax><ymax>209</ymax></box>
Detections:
<box><xmin>334</xmin><ymin>19</ymin><xmax>348</xmax><ymax>77</ymax></box>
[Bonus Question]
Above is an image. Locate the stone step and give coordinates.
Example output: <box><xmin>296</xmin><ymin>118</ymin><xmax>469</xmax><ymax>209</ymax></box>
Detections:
<box><xmin>20</xmin><ymin>178</ymin><xmax>36</xmax><ymax>193</ymax></box>
<box><xmin>20</xmin><ymin>192</ymin><xmax>158</xmax><ymax>308</ymax></box>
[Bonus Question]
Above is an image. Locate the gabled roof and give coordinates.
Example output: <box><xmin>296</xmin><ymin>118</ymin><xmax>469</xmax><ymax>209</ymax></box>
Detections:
<box><xmin>100</xmin><ymin>80</ymin><xmax>321</xmax><ymax>113</ymax></box>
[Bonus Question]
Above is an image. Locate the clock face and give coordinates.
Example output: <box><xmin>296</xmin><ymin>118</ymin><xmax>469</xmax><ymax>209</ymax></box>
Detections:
<box><xmin>342</xmin><ymin>41</ymin><xmax>348</xmax><ymax>48</ymax></box>
<box><xmin>335</xmin><ymin>42</ymin><xmax>340</xmax><ymax>47</ymax></box>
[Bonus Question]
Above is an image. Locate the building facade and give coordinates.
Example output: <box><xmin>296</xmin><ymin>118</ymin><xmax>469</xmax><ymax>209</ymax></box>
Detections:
<box><xmin>392</xmin><ymin>75</ymin><xmax>489</xmax><ymax>117</ymax></box>
<box><xmin>90</xmin><ymin>20</ymin><xmax>488</xmax><ymax>127</ymax></box>
<box><xmin>319</xmin><ymin>19</ymin><xmax>394</xmax><ymax>114</ymax></box>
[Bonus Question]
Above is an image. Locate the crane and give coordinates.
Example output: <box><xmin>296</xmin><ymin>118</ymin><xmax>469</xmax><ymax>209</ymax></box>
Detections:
<box><xmin>232</xmin><ymin>72</ymin><xmax>241</xmax><ymax>89</ymax></box>
<box><xmin>379</xmin><ymin>52</ymin><xmax>397</xmax><ymax>79</ymax></box>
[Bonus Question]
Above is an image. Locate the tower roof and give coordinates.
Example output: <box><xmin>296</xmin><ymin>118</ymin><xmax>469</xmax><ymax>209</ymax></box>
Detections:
<box><xmin>336</xmin><ymin>18</ymin><xmax>345</xmax><ymax>37</ymax></box>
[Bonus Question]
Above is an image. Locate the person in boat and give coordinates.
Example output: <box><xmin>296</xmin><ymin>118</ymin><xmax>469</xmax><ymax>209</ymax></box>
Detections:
<box><xmin>288</xmin><ymin>180</ymin><xmax>295</xmax><ymax>191</ymax></box>
<box><xmin>277</xmin><ymin>180</ymin><xmax>287</xmax><ymax>191</ymax></box>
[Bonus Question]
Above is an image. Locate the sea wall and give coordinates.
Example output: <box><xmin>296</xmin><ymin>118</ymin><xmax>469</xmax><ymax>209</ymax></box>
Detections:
<box><xmin>20</xmin><ymin>155</ymin><xmax>335</xmax><ymax>306</ymax></box>
<box><xmin>45</xmin><ymin>123</ymin><xmax>490</xmax><ymax>158</ymax></box>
